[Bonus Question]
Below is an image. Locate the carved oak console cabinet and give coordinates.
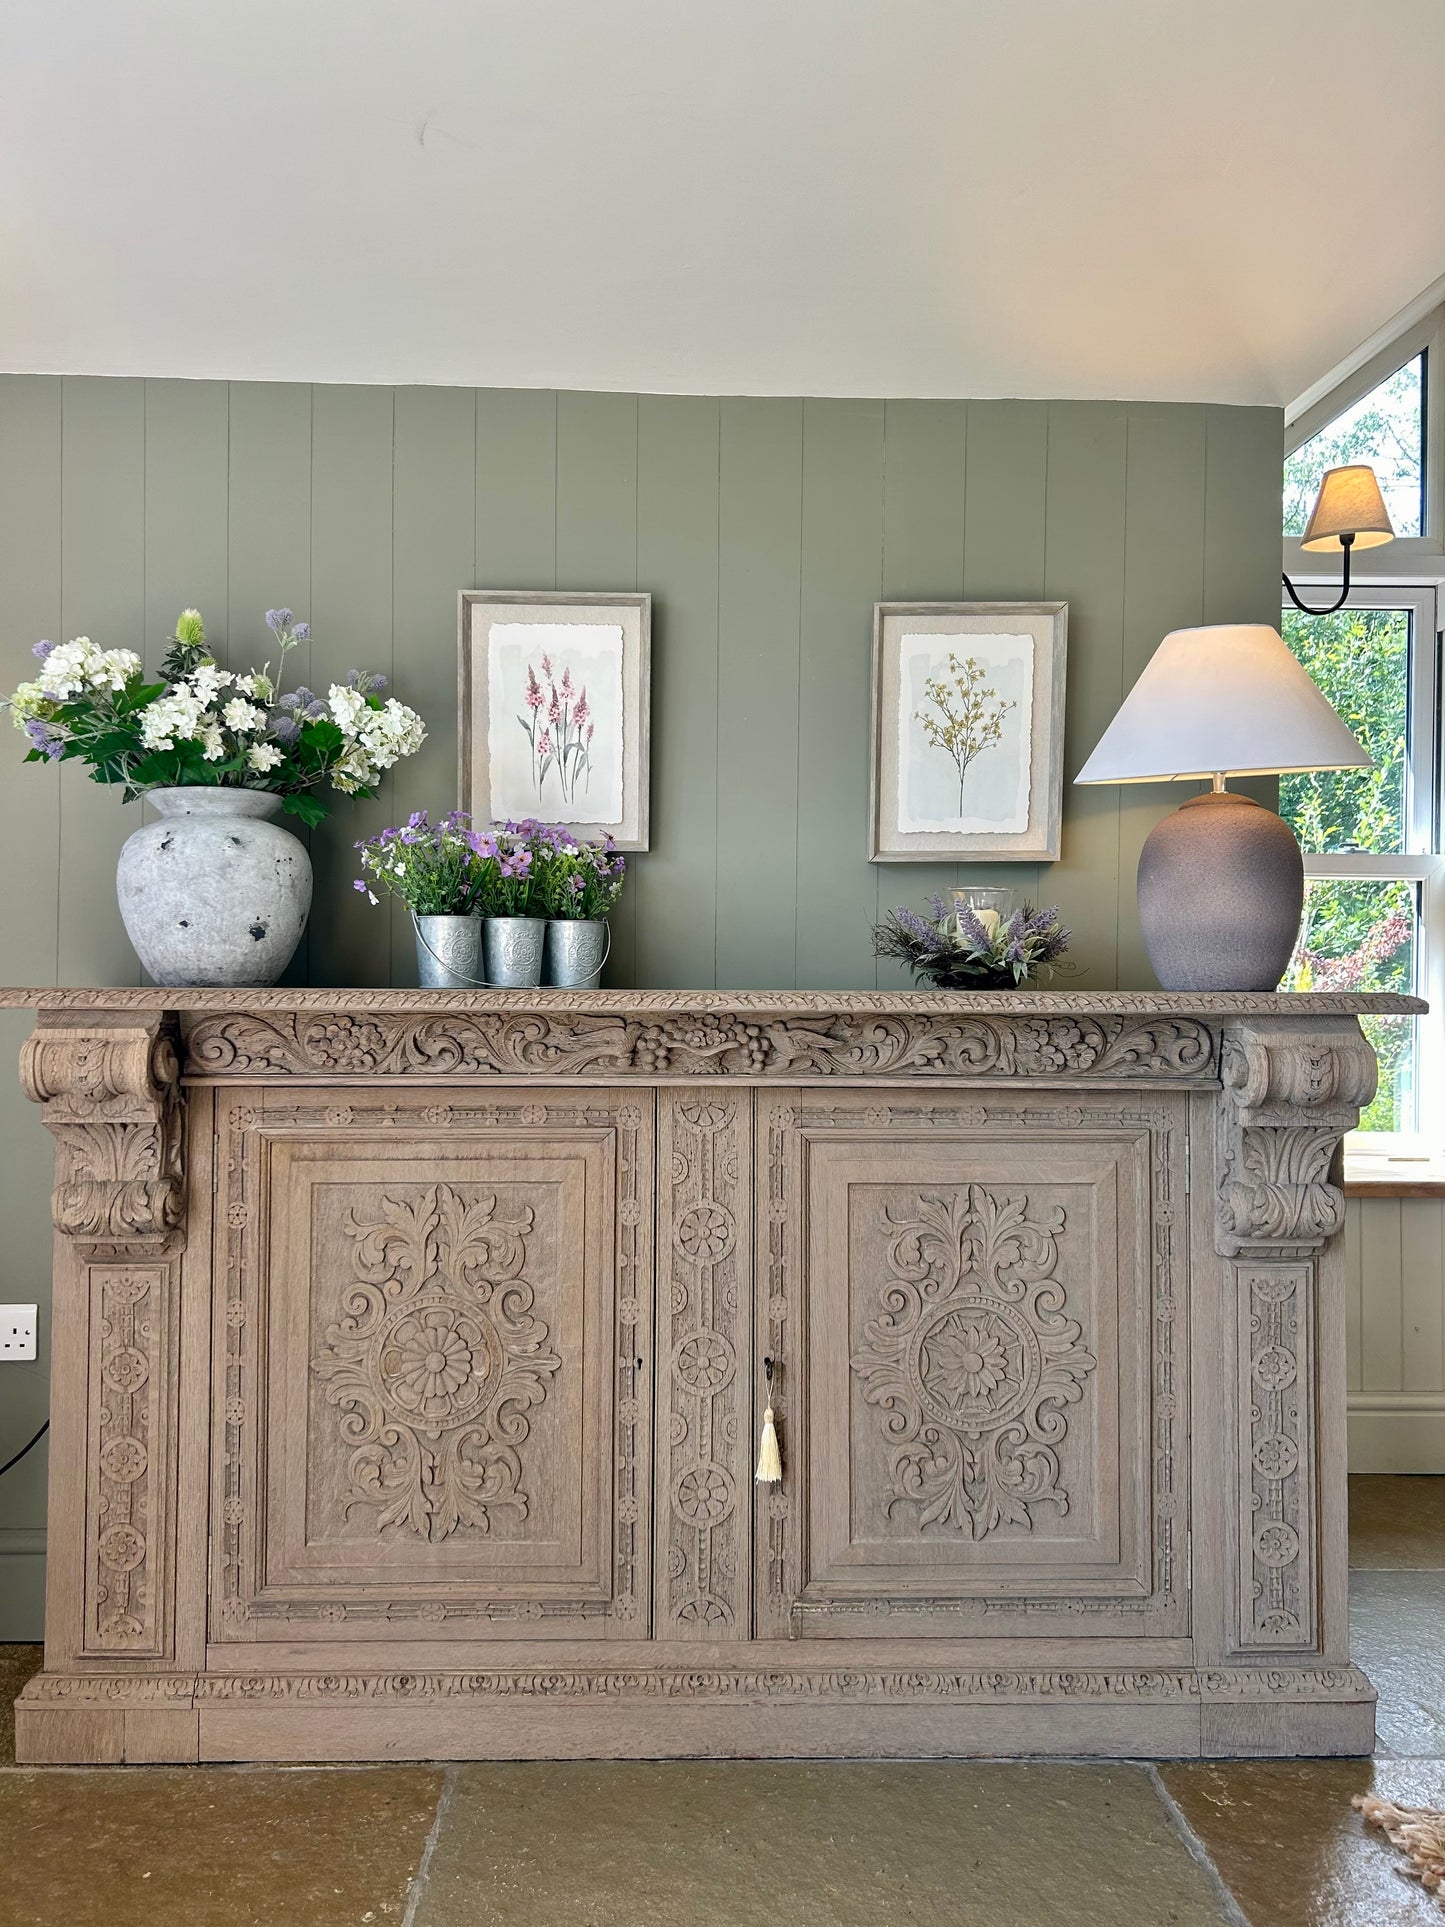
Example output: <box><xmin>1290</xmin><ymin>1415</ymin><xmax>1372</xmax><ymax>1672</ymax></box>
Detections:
<box><xmin>7</xmin><ymin>986</ymin><xmax>1419</xmax><ymax>1764</ymax></box>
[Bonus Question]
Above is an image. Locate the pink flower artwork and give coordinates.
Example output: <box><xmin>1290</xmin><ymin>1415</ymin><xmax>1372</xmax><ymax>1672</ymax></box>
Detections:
<box><xmin>515</xmin><ymin>656</ymin><xmax>596</xmax><ymax>807</ymax></box>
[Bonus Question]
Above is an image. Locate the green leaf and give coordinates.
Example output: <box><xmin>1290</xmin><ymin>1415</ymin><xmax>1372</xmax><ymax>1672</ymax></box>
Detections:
<box><xmin>282</xmin><ymin>791</ymin><xmax>328</xmax><ymax>827</ymax></box>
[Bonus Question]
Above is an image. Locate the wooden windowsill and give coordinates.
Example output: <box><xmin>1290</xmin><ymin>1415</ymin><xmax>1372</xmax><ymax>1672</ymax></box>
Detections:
<box><xmin>1344</xmin><ymin>1146</ymin><xmax>1445</xmax><ymax>1198</ymax></box>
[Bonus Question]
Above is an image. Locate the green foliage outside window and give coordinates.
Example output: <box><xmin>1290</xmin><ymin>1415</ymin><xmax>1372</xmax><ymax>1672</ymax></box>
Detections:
<box><xmin>1283</xmin><ymin>354</ymin><xmax>1424</xmax><ymax>539</ymax></box>
<box><xmin>1278</xmin><ymin>606</ymin><xmax>1416</xmax><ymax>1131</ymax></box>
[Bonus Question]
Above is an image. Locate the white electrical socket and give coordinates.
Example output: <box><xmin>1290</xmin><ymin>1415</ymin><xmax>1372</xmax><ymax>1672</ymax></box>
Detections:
<box><xmin>0</xmin><ymin>1305</ymin><xmax>38</xmax><ymax>1361</ymax></box>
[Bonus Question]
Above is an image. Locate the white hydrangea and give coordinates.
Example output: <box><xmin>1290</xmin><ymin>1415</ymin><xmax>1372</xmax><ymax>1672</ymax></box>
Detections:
<box><xmin>34</xmin><ymin>637</ymin><xmax>142</xmax><ymax>700</ymax></box>
<box><xmin>330</xmin><ymin>743</ymin><xmax>379</xmax><ymax>794</ymax></box>
<box><xmin>328</xmin><ymin>684</ymin><xmax>368</xmax><ymax>733</ymax></box>
<box><xmin>91</xmin><ymin>648</ymin><xmax>141</xmax><ymax>692</ymax></box>
<box><xmin>222</xmin><ymin>697</ymin><xmax>267</xmax><ymax>734</ymax></box>
<box><xmin>139</xmin><ymin>693</ymin><xmax>205</xmax><ymax>750</ymax></box>
<box><xmin>247</xmin><ymin>742</ymin><xmax>283</xmax><ymax>773</ymax></box>
<box><xmin>355</xmin><ymin>698</ymin><xmax>426</xmax><ymax>770</ymax></box>
<box><xmin>8</xmin><ymin>681</ymin><xmax>44</xmax><ymax>725</ymax></box>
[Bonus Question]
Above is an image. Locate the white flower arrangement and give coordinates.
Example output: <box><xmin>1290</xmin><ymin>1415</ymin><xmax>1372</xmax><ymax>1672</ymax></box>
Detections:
<box><xmin>4</xmin><ymin>607</ymin><xmax>427</xmax><ymax>827</ymax></box>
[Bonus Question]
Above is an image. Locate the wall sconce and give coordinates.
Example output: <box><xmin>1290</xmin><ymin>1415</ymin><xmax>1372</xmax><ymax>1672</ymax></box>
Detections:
<box><xmin>1282</xmin><ymin>463</ymin><xmax>1395</xmax><ymax>615</ymax></box>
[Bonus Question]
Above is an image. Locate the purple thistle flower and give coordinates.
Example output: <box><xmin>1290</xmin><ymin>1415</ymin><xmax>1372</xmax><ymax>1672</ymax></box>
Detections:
<box><xmin>265</xmin><ymin>608</ymin><xmax>294</xmax><ymax>633</ymax></box>
<box><xmin>32</xmin><ymin>639</ymin><xmax>55</xmax><ymax>660</ymax></box>
<box><xmin>23</xmin><ymin>717</ymin><xmax>64</xmax><ymax>760</ymax></box>
<box><xmin>270</xmin><ymin>716</ymin><xmax>301</xmax><ymax>745</ymax></box>
<box><xmin>293</xmin><ymin>622</ymin><xmax>310</xmax><ymax>641</ymax></box>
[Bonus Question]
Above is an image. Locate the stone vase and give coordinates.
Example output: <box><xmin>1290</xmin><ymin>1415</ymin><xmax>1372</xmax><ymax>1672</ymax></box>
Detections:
<box><xmin>116</xmin><ymin>787</ymin><xmax>312</xmax><ymax>987</ymax></box>
<box><xmin>1137</xmin><ymin>789</ymin><xmax>1305</xmax><ymax>991</ymax></box>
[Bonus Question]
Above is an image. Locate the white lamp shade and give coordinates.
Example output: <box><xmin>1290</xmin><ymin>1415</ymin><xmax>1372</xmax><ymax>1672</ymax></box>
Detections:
<box><xmin>1075</xmin><ymin>624</ymin><xmax>1371</xmax><ymax>784</ymax></box>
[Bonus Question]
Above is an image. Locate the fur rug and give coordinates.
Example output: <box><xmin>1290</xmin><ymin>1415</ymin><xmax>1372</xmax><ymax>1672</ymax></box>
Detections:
<box><xmin>1355</xmin><ymin>1795</ymin><xmax>1445</xmax><ymax>1897</ymax></box>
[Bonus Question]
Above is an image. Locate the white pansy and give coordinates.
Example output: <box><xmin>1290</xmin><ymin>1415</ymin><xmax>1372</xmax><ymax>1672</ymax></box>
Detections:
<box><xmin>246</xmin><ymin>742</ymin><xmax>283</xmax><ymax>773</ymax></box>
<box><xmin>222</xmin><ymin>697</ymin><xmax>266</xmax><ymax>734</ymax></box>
<box><xmin>186</xmin><ymin>663</ymin><xmax>233</xmax><ymax>704</ymax></box>
<box><xmin>139</xmin><ymin>692</ymin><xmax>205</xmax><ymax>750</ymax></box>
<box><xmin>200</xmin><ymin>722</ymin><xmax>226</xmax><ymax>761</ymax></box>
<box><xmin>328</xmin><ymin>684</ymin><xmax>368</xmax><ymax>733</ymax></box>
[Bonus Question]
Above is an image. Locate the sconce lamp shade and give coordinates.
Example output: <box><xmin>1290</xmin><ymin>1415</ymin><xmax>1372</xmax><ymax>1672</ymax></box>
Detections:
<box><xmin>1075</xmin><ymin>624</ymin><xmax>1371</xmax><ymax>785</ymax></box>
<box><xmin>1300</xmin><ymin>464</ymin><xmax>1395</xmax><ymax>552</ymax></box>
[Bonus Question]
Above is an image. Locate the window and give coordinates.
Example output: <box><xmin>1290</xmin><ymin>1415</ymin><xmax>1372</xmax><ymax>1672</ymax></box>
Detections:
<box><xmin>1284</xmin><ymin>353</ymin><xmax>1426</xmax><ymax>539</ymax></box>
<box><xmin>1278</xmin><ymin>586</ymin><xmax>1442</xmax><ymax>1133</ymax></box>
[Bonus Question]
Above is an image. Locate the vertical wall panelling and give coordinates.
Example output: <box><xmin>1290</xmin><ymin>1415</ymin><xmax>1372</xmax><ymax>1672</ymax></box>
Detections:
<box><xmin>555</xmin><ymin>392</ymin><xmax>640</xmax><ymax>983</ymax></box>
<box><xmin>876</xmin><ymin>399</ymin><xmax>968</xmax><ymax>983</ymax></box>
<box><xmin>1359</xmin><ymin>1197</ymin><xmax>1405</xmax><ymax>1392</ymax></box>
<box><xmin>59</xmin><ymin>377</ymin><xmax>147</xmax><ymax>985</ymax></box>
<box><xmin>1115</xmin><ymin>404</ymin><xmax>1207</xmax><ymax>988</ymax></box>
<box><xmin>310</xmin><ymin>386</ymin><xmax>396</xmax><ymax>987</ymax></box>
<box><xmin>634</xmin><ymin>396</ymin><xmax>722</xmax><ymax>988</ymax></box>
<box><xmin>390</xmin><ymin>387</ymin><xmax>476</xmax><ymax>984</ymax></box>
<box><xmin>1042</xmin><ymin>402</ymin><xmax>1129</xmax><ymax>987</ymax></box>
<box><xmin>795</xmin><ymin>399</ymin><xmax>885</xmax><ymax>989</ymax></box>
<box><xmin>715</xmin><ymin>398</ymin><xmax>804</xmax><ymax>988</ymax></box>
<box><xmin>1400</xmin><ymin>1201</ymin><xmax>1445</xmax><ymax>1395</ymax></box>
<box><xmin>143</xmin><ymin>380</ymin><xmax>229</xmax><ymax>674</ymax></box>
<box><xmin>476</xmin><ymin>388</ymin><xmax>558</xmax><ymax>591</ymax></box>
<box><xmin>0</xmin><ymin>377</ymin><xmax>62</xmax><ymax>1627</ymax></box>
<box><xmin>961</xmin><ymin>400</ymin><xmax>1050</xmax><ymax>910</ymax></box>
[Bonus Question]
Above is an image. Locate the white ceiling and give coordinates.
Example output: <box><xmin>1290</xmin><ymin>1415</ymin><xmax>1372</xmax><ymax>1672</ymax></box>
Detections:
<box><xmin>2</xmin><ymin>0</ymin><xmax>1443</xmax><ymax>405</ymax></box>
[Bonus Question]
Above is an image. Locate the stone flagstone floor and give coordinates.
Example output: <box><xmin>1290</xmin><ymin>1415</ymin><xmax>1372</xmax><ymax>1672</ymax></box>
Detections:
<box><xmin>2</xmin><ymin>1474</ymin><xmax>1443</xmax><ymax>1927</ymax></box>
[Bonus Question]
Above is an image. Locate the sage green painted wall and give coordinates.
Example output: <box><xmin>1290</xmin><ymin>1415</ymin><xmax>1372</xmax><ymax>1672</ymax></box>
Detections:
<box><xmin>0</xmin><ymin>375</ymin><xmax>1283</xmax><ymax>1633</ymax></box>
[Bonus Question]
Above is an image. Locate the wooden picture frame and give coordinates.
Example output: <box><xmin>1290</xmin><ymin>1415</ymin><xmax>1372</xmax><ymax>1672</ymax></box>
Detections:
<box><xmin>458</xmin><ymin>590</ymin><xmax>651</xmax><ymax>849</ymax></box>
<box><xmin>869</xmin><ymin>600</ymin><xmax>1067</xmax><ymax>863</ymax></box>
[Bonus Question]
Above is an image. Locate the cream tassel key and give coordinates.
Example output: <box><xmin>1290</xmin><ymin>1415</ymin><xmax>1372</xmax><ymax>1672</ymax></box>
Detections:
<box><xmin>755</xmin><ymin>1356</ymin><xmax>782</xmax><ymax>1485</ymax></box>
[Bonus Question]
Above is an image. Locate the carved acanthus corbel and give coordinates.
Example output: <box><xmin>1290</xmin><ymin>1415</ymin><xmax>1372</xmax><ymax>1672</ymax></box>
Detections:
<box><xmin>21</xmin><ymin>1014</ymin><xmax>185</xmax><ymax>1252</ymax></box>
<box><xmin>1214</xmin><ymin>1018</ymin><xmax>1375</xmax><ymax>1260</ymax></box>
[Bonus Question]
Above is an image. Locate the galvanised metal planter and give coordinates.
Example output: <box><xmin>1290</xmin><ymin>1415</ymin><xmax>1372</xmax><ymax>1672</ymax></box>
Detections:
<box><xmin>483</xmin><ymin>915</ymin><xmax>545</xmax><ymax>988</ymax></box>
<box><xmin>545</xmin><ymin>918</ymin><xmax>609</xmax><ymax>989</ymax></box>
<box><xmin>413</xmin><ymin>914</ymin><xmax>484</xmax><ymax>989</ymax></box>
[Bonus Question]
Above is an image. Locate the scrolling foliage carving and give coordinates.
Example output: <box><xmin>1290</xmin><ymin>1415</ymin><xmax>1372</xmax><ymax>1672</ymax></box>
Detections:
<box><xmin>22</xmin><ymin>1017</ymin><xmax>184</xmax><ymax>1251</ymax></box>
<box><xmin>313</xmin><ymin>1183</ymin><xmax>561</xmax><ymax>1543</ymax></box>
<box><xmin>851</xmin><ymin>1187</ymin><xmax>1097</xmax><ymax>1540</ymax></box>
<box><xmin>186</xmin><ymin>1009</ymin><xmax>1215</xmax><ymax>1083</ymax></box>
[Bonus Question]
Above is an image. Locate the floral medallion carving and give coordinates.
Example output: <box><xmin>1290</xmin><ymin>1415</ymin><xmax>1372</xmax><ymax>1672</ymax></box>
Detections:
<box><xmin>312</xmin><ymin>1184</ymin><xmax>560</xmax><ymax>1543</ymax></box>
<box><xmin>851</xmin><ymin>1187</ymin><xmax>1096</xmax><ymax>1539</ymax></box>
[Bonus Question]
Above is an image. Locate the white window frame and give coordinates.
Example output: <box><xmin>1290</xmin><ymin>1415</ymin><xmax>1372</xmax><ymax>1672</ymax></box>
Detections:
<box><xmin>1284</xmin><ymin>301</ymin><xmax>1445</xmax><ymax>581</ymax></box>
<box><xmin>1286</xmin><ymin>582</ymin><xmax>1444</xmax><ymax>1140</ymax></box>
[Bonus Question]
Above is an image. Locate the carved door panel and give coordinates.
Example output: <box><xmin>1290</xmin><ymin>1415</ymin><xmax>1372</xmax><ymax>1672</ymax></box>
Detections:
<box><xmin>756</xmin><ymin>1092</ymin><xmax>1188</xmax><ymax>1639</ymax></box>
<box><xmin>210</xmin><ymin>1089</ymin><xmax>652</xmax><ymax>1643</ymax></box>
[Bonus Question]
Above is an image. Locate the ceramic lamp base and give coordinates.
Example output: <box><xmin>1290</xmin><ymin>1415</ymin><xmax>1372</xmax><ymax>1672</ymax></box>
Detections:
<box><xmin>1137</xmin><ymin>789</ymin><xmax>1304</xmax><ymax>992</ymax></box>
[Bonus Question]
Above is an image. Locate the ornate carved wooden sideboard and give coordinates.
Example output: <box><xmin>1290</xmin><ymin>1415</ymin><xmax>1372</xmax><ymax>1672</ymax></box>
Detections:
<box><xmin>7</xmin><ymin>986</ymin><xmax>1420</xmax><ymax>1764</ymax></box>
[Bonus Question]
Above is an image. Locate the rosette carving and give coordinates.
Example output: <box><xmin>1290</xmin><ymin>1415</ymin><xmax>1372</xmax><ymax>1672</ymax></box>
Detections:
<box><xmin>312</xmin><ymin>1183</ymin><xmax>560</xmax><ymax>1542</ymax></box>
<box><xmin>851</xmin><ymin>1187</ymin><xmax>1097</xmax><ymax>1539</ymax></box>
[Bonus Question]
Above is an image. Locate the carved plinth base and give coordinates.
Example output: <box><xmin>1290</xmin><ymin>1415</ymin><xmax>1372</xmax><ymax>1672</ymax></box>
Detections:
<box><xmin>15</xmin><ymin>1660</ymin><xmax>1376</xmax><ymax>1763</ymax></box>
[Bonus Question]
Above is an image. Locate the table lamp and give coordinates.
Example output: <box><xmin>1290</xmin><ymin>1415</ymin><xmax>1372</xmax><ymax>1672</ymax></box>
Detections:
<box><xmin>1075</xmin><ymin>624</ymin><xmax>1371</xmax><ymax>991</ymax></box>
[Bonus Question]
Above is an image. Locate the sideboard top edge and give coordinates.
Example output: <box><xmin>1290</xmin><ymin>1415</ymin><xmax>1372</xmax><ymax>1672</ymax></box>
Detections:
<box><xmin>0</xmin><ymin>987</ymin><xmax>1426</xmax><ymax>1017</ymax></box>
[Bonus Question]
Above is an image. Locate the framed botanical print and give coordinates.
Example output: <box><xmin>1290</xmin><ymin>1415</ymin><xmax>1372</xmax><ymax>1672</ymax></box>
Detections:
<box><xmin>458</xmin><ymin>590</ymin><xmax>651</xmax><ymax>849</ymax></box>
<box><xmin>869</xmin><ymin>601</ymin><xmax>1067</xmax><ymax>863</ymax></box>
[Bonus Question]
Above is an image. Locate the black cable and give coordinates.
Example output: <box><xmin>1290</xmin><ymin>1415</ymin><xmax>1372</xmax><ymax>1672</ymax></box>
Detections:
<box><xmin>0</xmin><ymin>1420</ymin><xmax>48</xmax><ymax>1480</ymax></box>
